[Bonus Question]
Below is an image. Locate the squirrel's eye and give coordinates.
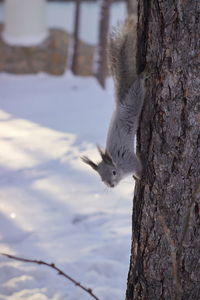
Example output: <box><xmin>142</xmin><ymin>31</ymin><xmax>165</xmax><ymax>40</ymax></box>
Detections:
<box><xmin>113</xmin><ymin>171</ymin><xmax>116</xmax><ymax>176</ymax></box>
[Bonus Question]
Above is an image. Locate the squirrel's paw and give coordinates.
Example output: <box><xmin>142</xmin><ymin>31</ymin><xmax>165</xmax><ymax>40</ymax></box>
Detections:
<box><xmin>132</xmin><ymin>173</ymin><xmax>141</xmax><ymax>181</ymax></box>
<box><xmin>132</xmin><ymin>174</ymin><xmax>147</xmax><ymax>186</ymax></box>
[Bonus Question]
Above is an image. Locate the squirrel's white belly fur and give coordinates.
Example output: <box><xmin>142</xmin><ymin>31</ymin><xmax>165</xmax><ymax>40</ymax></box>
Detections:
<box><xmin>106</xmin><ymin>78</ymin><xmax>144</xmax><ymax>178</ymax></box>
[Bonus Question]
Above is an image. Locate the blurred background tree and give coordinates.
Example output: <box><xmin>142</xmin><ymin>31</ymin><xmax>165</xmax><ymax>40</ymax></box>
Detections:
<box><xmin>0</xmin><ymin>0</ymin><xmax>137</xmax><ymax>82</ymax></box>
<box><xmin>126</xmin><ymin>0</ymin><xmax>136</xmax><ymax>15</ymax></box>
<box><xmin>95</xmin><ymin>0</ymin><xmax>112</xmax><ymax>88</ymax></box>
<box><xmin>71</xmin><ymin>0</ymin><xmax>81</xmax><ymax>75</ymax></box>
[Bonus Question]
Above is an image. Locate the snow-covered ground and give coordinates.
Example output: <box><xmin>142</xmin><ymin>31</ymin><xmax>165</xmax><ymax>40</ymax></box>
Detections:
<box><xmin>0</xmin><ymin>72</ymin><xmax>134</xmax><ymax>300</ymax></box>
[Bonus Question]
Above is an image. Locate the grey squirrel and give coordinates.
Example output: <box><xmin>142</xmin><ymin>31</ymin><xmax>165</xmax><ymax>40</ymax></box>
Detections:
<box><xmin>82</xmin><ymin>16</ymin><xmax>145</xmax><ymax>187</ymax></box>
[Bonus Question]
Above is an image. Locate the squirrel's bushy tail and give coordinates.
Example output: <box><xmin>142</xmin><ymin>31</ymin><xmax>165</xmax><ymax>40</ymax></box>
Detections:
<box><xmin>108</xmin><ymin>15</ymin><xmax>137</xmax><ymax>102</ymax></box>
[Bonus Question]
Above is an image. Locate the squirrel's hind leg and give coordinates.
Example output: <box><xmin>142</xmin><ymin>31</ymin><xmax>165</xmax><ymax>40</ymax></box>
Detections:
<box><xmin>123</xmin><ymin>78</ymin><xmax>145</xmax><ymax>110</ymax></box>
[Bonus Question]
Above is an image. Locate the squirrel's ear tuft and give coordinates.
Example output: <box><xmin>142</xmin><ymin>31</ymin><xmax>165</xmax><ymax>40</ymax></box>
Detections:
<box><xmin>103</xmin><ymin>151</ymin><xmax>114</xmax><ymax>165</ymax></box>
<box><xmin>97</xmin><ymin>145</ymin><xmax>105</xmax><ymax>158</ymax></box>
<box><xmin>81</xmin><ymin>156</ymin><xmax>98</xmax><ymax>171</ymax></box>
<box><xmin>97</xmin><ymin>145</ymin><xmax>113</xmax><ymax>165</ymax></box>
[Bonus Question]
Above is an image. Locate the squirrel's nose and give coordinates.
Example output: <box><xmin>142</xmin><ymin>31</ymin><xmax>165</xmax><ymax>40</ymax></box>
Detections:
<box><xmin>104</xmin><ymin>181</ymin><xmax>114</xmax><ymax>188</ymax></box>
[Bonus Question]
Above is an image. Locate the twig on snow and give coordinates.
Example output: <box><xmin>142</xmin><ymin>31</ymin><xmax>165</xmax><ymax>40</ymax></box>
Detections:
<box><xmin>1</xmin><ymin>253</ymin><xmax>101</xmax><ymax>300</ymax></box>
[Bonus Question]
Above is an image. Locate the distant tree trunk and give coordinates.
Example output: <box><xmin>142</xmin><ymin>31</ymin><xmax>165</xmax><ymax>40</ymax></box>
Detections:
<box><xmin>126</xmin><ymin>0</ymin><xmax>200</xmax><ymax>299</ymax></box>
<box><xmin>126</xmin><ymin>0</ymin><xmax>136</xmax><ymax>15</ymax></box>
<box><xmin>95</xmin><ymin>0</ymin><xmax>112</xmax><ymax>88</ymax></box>
<box><xmin>71</xmin><ymin>0</ymin><xmax>81</xmax><ymax>75</ymax></box>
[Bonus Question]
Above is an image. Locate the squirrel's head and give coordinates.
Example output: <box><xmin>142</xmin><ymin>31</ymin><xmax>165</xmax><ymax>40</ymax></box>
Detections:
<box><xmin>81</xmin><ymin>146</ymin><xmax>123</xmax><ymax>188</ymax></box>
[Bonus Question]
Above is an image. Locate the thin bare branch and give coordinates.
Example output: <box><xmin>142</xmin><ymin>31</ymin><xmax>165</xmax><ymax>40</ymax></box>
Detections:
<box><xmin>1</xmin><ymin>253</ymin><xmax>101</xmax><ymax>300</ymax></box>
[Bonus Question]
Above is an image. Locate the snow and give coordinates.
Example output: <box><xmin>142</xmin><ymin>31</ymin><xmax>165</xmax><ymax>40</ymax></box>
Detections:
<box><xmin>2</xmin><ymin>31</ymin><xmax>49</xmax><ymax>47</ymax></box>
<box><xmin>0</xmin><ymin>72</ymin><xmax>134</xmax><ymax>300</ymax></box>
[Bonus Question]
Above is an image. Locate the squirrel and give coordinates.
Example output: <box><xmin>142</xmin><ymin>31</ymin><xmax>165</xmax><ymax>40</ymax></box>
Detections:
<box><xmin>82</xmin><ymin>16</ymin><xmax>145</xmax><ymax>187</ymax></box>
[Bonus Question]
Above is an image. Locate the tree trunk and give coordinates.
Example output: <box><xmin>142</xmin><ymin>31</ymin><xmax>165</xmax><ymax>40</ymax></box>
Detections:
<box><xmin>126</xmin><ymin>0</ymin><xmax>200</xmax><ymax>299</ymax></box>
<box><xmin>71</xmin><ymin>0</ymin><xmax>81</xmax><ymax>75</ymax></box>
<box><xmin>95</xmin><ymin>0</ymin><xmax>112</xmax><ymax>88</ymax></box>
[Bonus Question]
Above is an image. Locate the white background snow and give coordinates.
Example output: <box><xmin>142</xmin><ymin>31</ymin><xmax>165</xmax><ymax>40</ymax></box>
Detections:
<box><xmin>0</xmin><ymin>72</ymin><xmax>135</xmax><ymax>300</ymax></box>
<box><xmin>0</xmin><ymin>1</ymin><xmax>126</xmax><ymax>45</ymax></box>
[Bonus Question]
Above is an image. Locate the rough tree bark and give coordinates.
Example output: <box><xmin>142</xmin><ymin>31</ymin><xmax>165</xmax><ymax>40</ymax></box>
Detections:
<box><xmin>71</xmin><ymin>0</ymin><xmax>81</xmax><ymax>75</ymax></box>
<box><xmin>95</xmin><ymin>0</ymin><xmax>112</xmax><ymax>88</ymax></box>
<box><xmin>126</xmin><ymin>0</ymin><xmax>200</xmax><ymax>299</ymax></box>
